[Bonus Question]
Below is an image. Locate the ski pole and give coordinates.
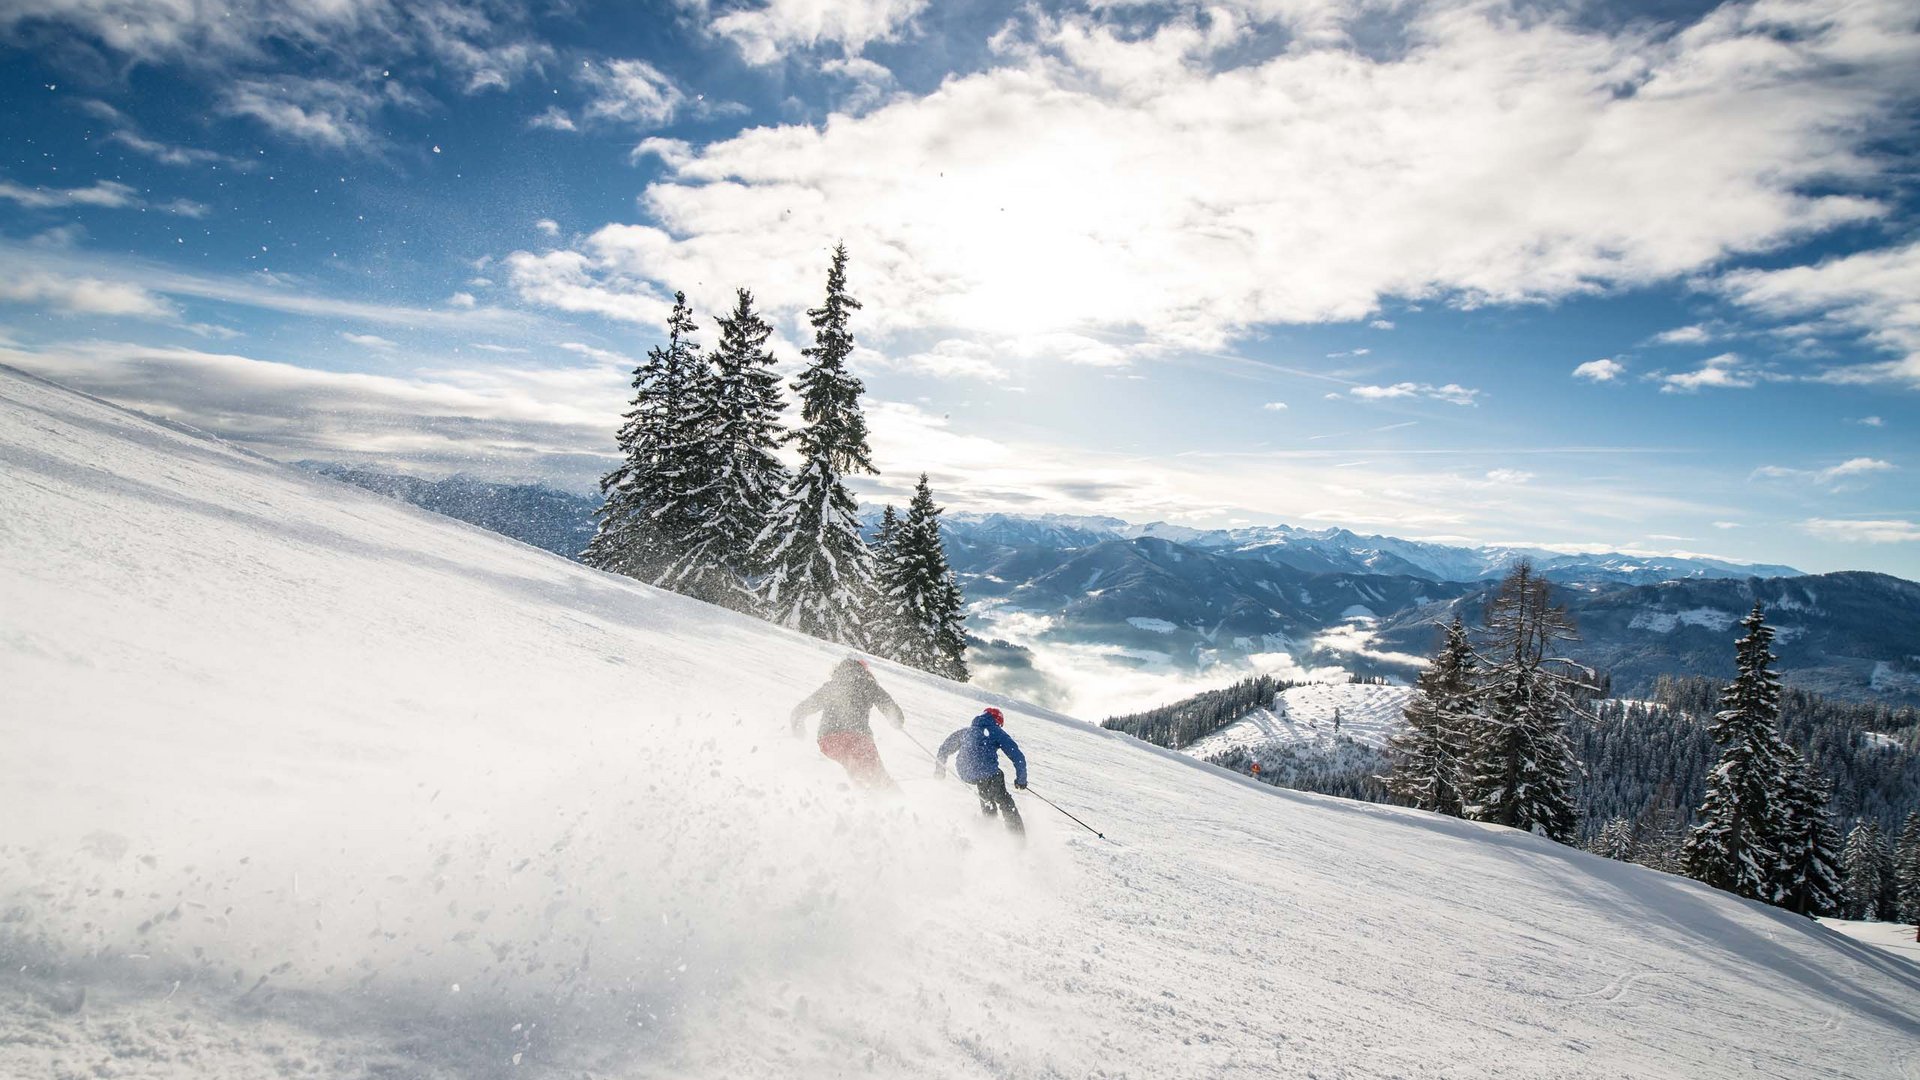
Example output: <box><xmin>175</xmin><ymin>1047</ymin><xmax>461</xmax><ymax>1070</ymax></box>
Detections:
<box><xmin>896</xmin><ymin>726</ymin><xmax>939</xmax><ymax>763</ymax></box>
<box><xmin>1022</xmin><ymin>786</ymin><xmax>1109</xmax><ymax>841</ymax></box>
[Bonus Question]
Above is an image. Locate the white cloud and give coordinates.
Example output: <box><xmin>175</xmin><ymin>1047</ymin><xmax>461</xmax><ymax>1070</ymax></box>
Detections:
<box><xmin>580</xmin><ymin>59</ymin><xmax>684</xmax><ymax>130</ymax></box>
<box><xmin>219</xmin><ymin>78</ymin><xmax>393</xmax><ymax>151</ymax></box>
<box><xmin>1348</xmin><ymin>382</ymin><xmax>1481</xmax><ymax>406</ymax></box>
<box><xmin>528</xmin><ymin>106</ymin><xmax>577</xmax><ymax>132</ymax></box>
<box><xmin>1572</xmin><ymin>357</ymin><xmax>1624</xmax><ymax>382</ymax></box>
<box><xmin>1715</xmin><ymin>238</ymin><xmax>1920</xmax><ymax>388</ymax></box>
<box><xmin>1658</xmin><ymin>352</ymin><xmax>1757</xmax><ymax>392</ymax></box>
<box><xmin>1650</xmin><ymin>324</ymin><xmax>1713</xmax><ymax>346</ymax></box>
<box><xmin>342</xmin><ymin>332</ymin><xmax>398</xmax><ymax>349</ymax></box>
<box><xmin>1713</xmin><ymin>520</ymin><xmax>1741</xmax><ymax>529</ymax></box>
<box><xmin>504</xmin><ymin>248</ymin><xmax>673</xmax><ymax>325</ymax></box>
<box><xmin>1752</xmin><ymin>456</ymin><xmax>1895</xmax><ymax>487</ymax></box>
<box><xmin>1484</xmin><ymin>468</ymin><xmax>1535</xmax><ymax>485</ymax></box>
<box><xmin>1369</xmin><ymin>319</ymin><xmax>1395</xmax><ymax>330</ymax></box>
<box><xmin>0</xmin><ymin>272</ymin><xmax>177</xmax><ymax>318</ymax></box>
<box><xmin>711</xmin><ymin>0</ymin><xmax>929</xmax><ymax>65</ymax></box>
<box><xmin>104</xmin><ymin>129</ymin><xmax>230</xmax><ymax>168</ymax></box>
<box><xmin>448</xmin><ymin>292</ymin><xmax>477</xmax><ymax>309</ymax></box>
<box><xmin>3</xmin><ymin>1</ymin><xmax>550</xmax><ymax>92</ymax></box>
<box><xmin>1855</xmin><ymin>415</ymin><xmax>1884</xmax><ymax>427</ymax></box>
<box><xmin>0</xmin><ymin>179</ymin><xmax>139</xmax><ymax>210</ymax></box>
<box><xmin>886</xmin><ymin>339</ymin><xmax>1007</xmax><ymax>381</ymax></box>
<box><xmin>536</xmin><ymin>219</ymin><xmax>562</xmax><ymax>237</ymax></box>
<box><xmin>1801</xmin><ymin>518</ymin><xmax>1920</xmax><ymax>544</ymax></box>
<box><xmin>558</xmin><ymin>342</ymin><xmax>635</xmax><ymax>366</ymax></box>
<box><xmin>519</xmin><ymin>0</ymin><xmax>1920</xmax><ymax>349</ymax></box>
<box><xmin>1262</xmin><ymin>401</ymin><xmax>1289</xmax><ymax>411</ymax></box>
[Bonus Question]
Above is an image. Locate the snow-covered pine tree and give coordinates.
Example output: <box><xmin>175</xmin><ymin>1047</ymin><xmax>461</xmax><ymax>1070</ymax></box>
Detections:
<box><xmin>582</xmin><ymin>292</ymin><xmax>706</xmax><ymax>583</ymax></box>
<box><xmin>1590</xmin><ymin>817</ymin><xmax>1636</xmax><ymax>861</ymax></box>
<box><xmin>881</xmin><ymin>474</ymin><xmax>969</xmax><ymax>681</ymax></box>
<box><xmin>1683</xmin><ymin>603</ymin><xmax>1790</xmax><ymax>903</ymax></box>
<box><xmin>1386</xmin><ymin>616</ymin><xmax>1474</xmax><ymax>816</ymax></box>
<box><xmin>867</xmin><ymin>504</ymin><xmax>908</xmax><ymax>661</ymax></box>
<box><xmin>1896</xmin><ymin>812</ymin><xmax>1920</xmax><ymax>926</ymax></box>
<box><xmin>665</xmin><ymin>288</ymin><xmax>789</xmax><ymax>609</ymax></box>
<box><xmin>752</xmin><ymin>244</ymin><xmax>879</xmax><ymax>645</ymax></box>
<box><xmin>1462</xmin><ymin>563</ymin><xmax>1587</xmax><ymax>843</ymax></box>
<box><xmin>1839</xmin><ymin>821</ymin><xmax>1894</xmax><ymax>920</ymax></box>
<box><xmin>1770</xmin><ymin>748</ymin><xmax>1844</xmax><ymax>917</ymax></box>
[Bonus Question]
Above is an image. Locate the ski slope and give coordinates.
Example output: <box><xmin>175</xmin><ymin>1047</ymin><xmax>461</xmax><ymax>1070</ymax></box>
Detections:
<box><xmin>1</xmin><ymin>364</ymin><xmax>1916</xmax><ymax>1079</ymax></box>
<box><xmin>1183</xmin><ymin>683</ymin><xmax>1419</xmax><ymax>760</ymax></box>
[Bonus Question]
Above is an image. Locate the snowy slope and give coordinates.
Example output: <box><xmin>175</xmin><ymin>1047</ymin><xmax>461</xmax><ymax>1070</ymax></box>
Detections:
<box><xmin>2</xmin><ymin>364</ymin><xmax>1916</xmax><ymax>1079</ymax></box>
<box><xmin>1182</xmin><ymin>683</ymin><xmax>1419</xmax><ymax>760</ymax></box>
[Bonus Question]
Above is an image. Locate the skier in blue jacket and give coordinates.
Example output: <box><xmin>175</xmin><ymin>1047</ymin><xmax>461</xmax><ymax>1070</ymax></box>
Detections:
<box><xmin>934</xmin><ymin>706</ymin><xmax>1027</xmax><ymax>835</ymax></box>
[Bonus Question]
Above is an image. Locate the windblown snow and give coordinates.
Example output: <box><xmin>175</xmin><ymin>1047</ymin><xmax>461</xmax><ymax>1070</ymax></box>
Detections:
<box><xmin>1</xmin><ymin>365</ymin><xmax>1916</xmax><ymax>1079</ymax></box>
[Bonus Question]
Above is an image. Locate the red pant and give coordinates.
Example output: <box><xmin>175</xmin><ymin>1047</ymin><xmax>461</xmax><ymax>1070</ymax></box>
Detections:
<box><xmin>817</xmin><ymin>731</ymin><xmax>895</xmax><ymax>789</ymax></box>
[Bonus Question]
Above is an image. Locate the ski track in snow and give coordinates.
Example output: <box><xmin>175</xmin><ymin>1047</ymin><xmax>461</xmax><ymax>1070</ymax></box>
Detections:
<box><xmin>2</xmin><ymin>365</ymin><xmax>1918</xmax><ymax>1079</ymax></box>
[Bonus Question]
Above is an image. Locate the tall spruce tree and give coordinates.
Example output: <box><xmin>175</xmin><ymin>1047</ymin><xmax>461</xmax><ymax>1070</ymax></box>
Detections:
<box><xmin>1463</xmin><ymin>563</ymin><xmax>1585</xmax><ymax>843</ymax></box>
<box><xmin>1896</xmin><ymin>812</ymin><xmax>1920</xmax><ymax>926</ymax></box>
<box><xmin>881</xmin><ymin>474</ymin><xmax>969</xmax><ymax>681</ymax></box>
<box><xmin>1386</xmin><ymin>616</ymin><xmax>1474</xmax><ymax>816</ymax></box>
<box><xmin>1770</xmin><ymin>748</ymin><xmax>1844</xmax><ymax>917</ymax></box>
<box><xmin>1840</xmin><ymin>821</ymin><xmax>1894</xmax><ymax>920</ymax></box>
<box><xmin>582</xmin><ymin>292</ymin><xmax>705</xmax><ymax>583</ymax></box>
<box><xmin>868</xmin><ymin>504</ymin><xmax>908</xmax><ymax>660</ymax></box>
<box><xmin>752</xmin><ymin>244</ymin><xmax>879</xmax><ymax>645</ymax></box>
<box><xmin>1683</xmin><ymin>603</ymin><xmax>1790</xmax><ymax>902</ymax></box>
<box><xmin>666</xmin><ymin>288</ymin><xmax>789</xmax><ymax>609</ymax></box>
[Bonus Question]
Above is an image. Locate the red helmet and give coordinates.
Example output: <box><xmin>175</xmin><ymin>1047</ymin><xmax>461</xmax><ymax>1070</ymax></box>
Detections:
<box><xmin>983</xmin><ymin>707</ymin><xmax>1005</xmax><ymax>726</ymax></box>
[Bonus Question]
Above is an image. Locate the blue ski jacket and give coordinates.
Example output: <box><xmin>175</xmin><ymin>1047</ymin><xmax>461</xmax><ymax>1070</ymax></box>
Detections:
<box><xmin>937</xmin><ymin>712</ymin><xmax>1027</xmax><ymax>786</ymax></box>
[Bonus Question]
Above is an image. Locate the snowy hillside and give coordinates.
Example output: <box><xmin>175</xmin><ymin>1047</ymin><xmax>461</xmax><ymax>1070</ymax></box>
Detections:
<box><xmin>1183</xmin><ymin>683</ymin><xmax>1419</xmax><ymax>760</ymax></box>
<box><xmin>2</xmin><ymin>364</ymin><xmax>1917</xmax><ymax>1079</ymax></box>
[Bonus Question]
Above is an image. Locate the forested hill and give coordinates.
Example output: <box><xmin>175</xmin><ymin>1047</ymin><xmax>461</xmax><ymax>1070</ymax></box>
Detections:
<box><xmin>1102</xmin><ymin>674</ymin><xmax>1300</xmax><ymax>749</ymax></box>
<box><xmin>1110</xmin><ymin>669</ymin><xmax>1920</xmax><ymax>844</ymax></box>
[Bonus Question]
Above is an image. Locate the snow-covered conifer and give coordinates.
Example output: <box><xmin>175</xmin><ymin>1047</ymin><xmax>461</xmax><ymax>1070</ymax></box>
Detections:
<box><xmin>1770</xmin><ymin>748</ymin><xmax>1843</xmax><ymax>917</ymax></box>
<box><xmin>1462</xmin><ymin>563</ymin><xmax>1586</xmax><ymax>843</ymax></box>
<box><xmin>867</xmin><ymin>504</ymin><xmax>908</xmax><ymax>660</ymax></box>
<box><xmin>752</xmin><ymin>245</ymin><xmax>879</xmax><ymax>645</ymax></box>
<box><xmin>1896</xmin><ymin>812</ymin><xmax>1920</xmax><ymax>926</ymax></box>
<box><xmin>880</xmin><ymin>474</ymin><xmax>969</xmax><ymax>681</ymax></box>
<box><xmin>1386</xmin><ymin>616</ymin><xmax>1474</xmax><ymax>816</ymax></box>
<box><xmin>1840</xmin><ymin>821</ymin><xmax>1895</xmax><ymax>920</ymax></box>
<box><xmin>666</xmin><ymin>288</ymin><xmax>789</xmax><ymax>608</ymax></box>
<box><xmin>582</xmin><ymin>293</ymin><xmax>705</xmax><ymax>583</ymax></box>
<box><xmin>1683</xmin><ymin>603</ymin><xmax>1790</xmax><ymax>902</ymax></box>
<box><xmin>1591</xmin><ymin>818</ymin><xmax>1636</xmax><ymax>861</ymax></box>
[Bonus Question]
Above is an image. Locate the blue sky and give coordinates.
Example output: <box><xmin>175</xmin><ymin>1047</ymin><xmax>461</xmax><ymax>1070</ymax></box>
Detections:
<box><xmin>1</xmin><ymin>0</ymin><xmax>1917</xmax><ymax>577</ymax></box>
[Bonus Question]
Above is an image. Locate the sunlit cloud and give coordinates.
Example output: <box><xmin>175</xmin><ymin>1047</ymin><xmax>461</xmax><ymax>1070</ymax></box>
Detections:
<box><xmin>710</xmin><ymin>0</ymin><xmax>929</xmax><ymax>65</ymax></box>
<box><xmin>1572</xmin><ymin>358</ymin><xmax>1624</xmax><ymax>382</ymax></box>
<box><xmin>514</xmin><ymin>0</ymin><xmax>1919</xmax><ymax>353</ymax></box>
<box><xmin>1752</xmin><ymin>457</ymin><xmax>1895</xmax><ymax>488</ymax></box>
<box><xmin>1716</xmin><ymin>238</ymin><xmax>1920</xmax><ymax>389</ymax></box>
<box><xmin>1802</xmin><ymin>518</ymin><xmax>1920</xmax><ymax>544</ymax></box>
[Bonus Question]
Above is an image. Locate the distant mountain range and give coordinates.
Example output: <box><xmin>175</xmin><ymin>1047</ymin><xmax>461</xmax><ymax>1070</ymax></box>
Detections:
<box><xmin>300</xmin><ymin>465</ymin><xmax>1920</xmax><ymax>709</ymax></box>
<box><xmin>942</xmin><ymin>512</ymin><xmax>1803</xmax><ymax>584</ymax></box>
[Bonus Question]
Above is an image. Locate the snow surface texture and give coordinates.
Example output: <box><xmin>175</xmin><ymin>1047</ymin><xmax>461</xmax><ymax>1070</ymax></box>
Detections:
<box><xmin>2</xmin><ymin>364</ymin><xmax>1917</xmax><ymax>1079</ymax></box>
<box><xmin>1182</xmin><ymin>684</ymin><xmax>1419</xmax><ymax>760</ymax></box>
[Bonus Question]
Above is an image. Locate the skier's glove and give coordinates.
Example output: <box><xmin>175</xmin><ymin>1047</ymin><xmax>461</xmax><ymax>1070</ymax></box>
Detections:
<box><xmin>1014</xmin><ymin>779</ymin><xmax>1028</xmax><ymax>790</ymax></box>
